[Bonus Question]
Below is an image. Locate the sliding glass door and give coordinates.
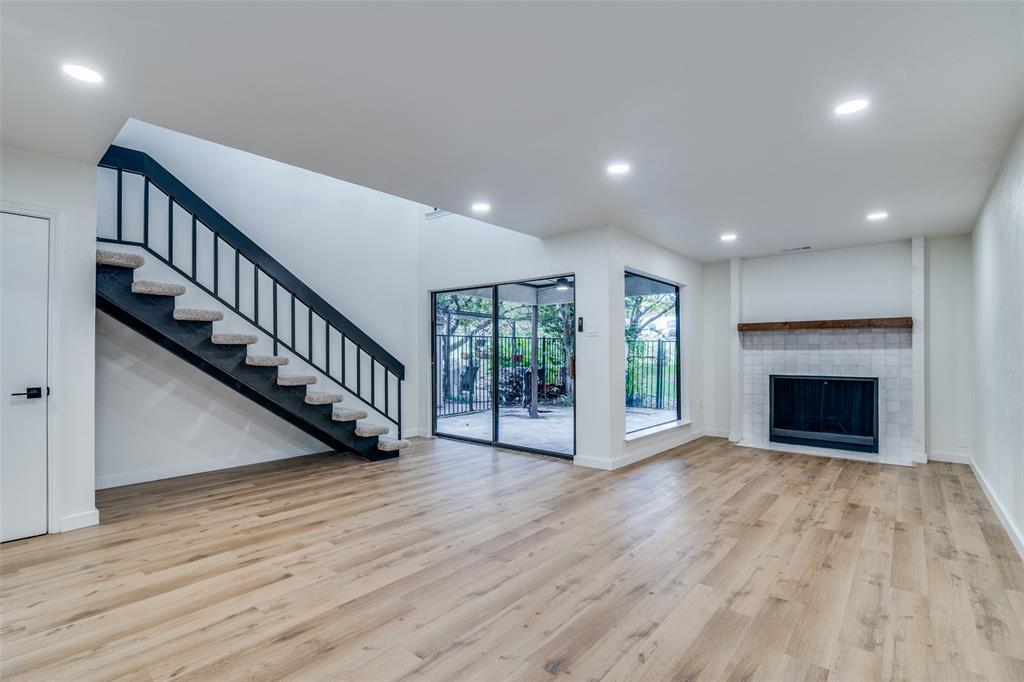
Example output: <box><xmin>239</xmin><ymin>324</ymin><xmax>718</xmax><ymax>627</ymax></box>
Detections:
<box><xmin>432</xmin><ymin>286</ymin><xmax>494</xmax><ymax>443</ymax></box>
<box><xmin>432</xmin><ymin>276</ymin><xmax>575</xmax><ymax>458</ymax></box>
<box><xmin>495</xmin><ymin>277</ymin><xmax>575</xmax><ymax>456</ymax></box>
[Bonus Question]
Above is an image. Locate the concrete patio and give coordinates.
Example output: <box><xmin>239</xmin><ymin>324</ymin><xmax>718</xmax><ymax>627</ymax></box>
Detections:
<box><xmin>435</xmin><ymin>404</ymin><xmax>678</xmax><ymax>456</ymax></box>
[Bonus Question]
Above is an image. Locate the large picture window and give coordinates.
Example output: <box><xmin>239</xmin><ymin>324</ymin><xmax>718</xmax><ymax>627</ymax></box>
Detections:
<box><xmin>624</xmin><ymin>272</ymin><xmax>681</xmax><ymax>433</ymax></box>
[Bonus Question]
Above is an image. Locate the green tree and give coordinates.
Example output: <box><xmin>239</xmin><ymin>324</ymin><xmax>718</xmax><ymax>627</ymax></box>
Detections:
<box><xmin>624</xmin><ymin>293</ymin><xmax>675</xmax><ymax>342</ymax></box>
<box><xmin>435</xmin><ymin>293</ymin><xmax>492</xmax><ymax>399</ymax></box>
<box><xmin>624</xmin><ymin>293</ymin><xmax>675</xmax><ymax>406</ymax></box>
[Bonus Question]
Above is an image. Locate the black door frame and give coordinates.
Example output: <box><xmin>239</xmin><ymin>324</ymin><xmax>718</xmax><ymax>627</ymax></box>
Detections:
<box><xmin>430</xmin><ymin>274</ymin><xmax>576</xmax><ymax>460</ymax></box>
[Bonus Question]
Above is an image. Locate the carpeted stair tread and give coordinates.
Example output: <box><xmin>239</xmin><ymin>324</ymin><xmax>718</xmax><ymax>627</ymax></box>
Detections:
<box><xmin>278</xmin><ymin>374</ymin><xmax>317</xmax><ymax>386</ymax></box>
<box><xmin>132</xmin><ymin>280</ymin><xmax>186</xmax><ymax>296</ymax></box>
<box><xmin>355</xmin><ymin>424</ymin><xmax>390</xmax><ymax>437</ymax></box>
<box><xmin>173</xmin><ymin>308</ymin><xmax>224</xmax><ymax>322</ymax></box>
<box><xmin>97</xmin><ymin>249</ymin><xmax>145</xmax><ymax>269</ymax></box>
<box><xmin>211</xmin><ymin>333</ymin><xmax>258</xmax><ymax>345</ymax></box>
<box><xmin>377</xmin><ymin>439</ymin><xmax>410</xmax><ymax>452</ymax></box>
<box><xmin>246</xmin><ymin>355</ymin><xmax>289</xmax><ymax>367</ymax></box>
<box><xmin>304</xmin><ymin>392</ymin><xmax>344</xmax><ymax>405</ymax></box>
<box><xmin>333</xmin><ymin>409</ymin><xmax>368</xmax><ymax>422</ymax></box>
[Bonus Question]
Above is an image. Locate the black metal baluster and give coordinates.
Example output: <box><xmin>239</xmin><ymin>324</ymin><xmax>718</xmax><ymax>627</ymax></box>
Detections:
<box><xmin>384</xmin><ymin>369</ymin><xmax>389</xmax><ymax>417</ymax></box>
<box><xmin>213</xmin><ymin>237</ymin><xmax>219</xmax><ymax>297</ymax></box>
<box><xmin>397</xmin><ymin>382</ymin><xmax>402</xmax><ymax>439</ymax></box>
<box><xmin>341</xmin><ymin>335</ymin><xmax>347</xmax><ymax>386</ymax></box>
<box><xmin>253</xmin><ymin>265</ymin><xmax>259</xmax><ymax>326</ymax></box>
<box><xmin>371</xmin><ymin>359</ymin><xmax>376</xmax><ymax>408</ymax></box>
<box><xmin>308</xmin><ymin>308</ymin><xmax>313</xmax><ymax>362</ymax></box>
<box><xmin>325</xmin><ymin>325</ymin><xmax>330</xmax><ymax>376</ymax></box>
<box><xmin>357</xmin><ymin>348</ymin><xmax>362</xmax><ymax>398</ymax></box>
<box><xmin>116</xmin><ymin>169</ymin><xmax>122</xmax><ymax>241</ymax></box>
<box><xmin>234</xmin><ymin>249</ymin><xmax>240</xmax><ymax>310</ymax></box>
<box><xmin>191</xmin><ymin>216</ymin><xmax>197</xmax><ymax>278</ymax></box>
<box><xmin>143</xmin><ymin>179</ymin><xmax>149</xmax><ymax>246</ymax></box>
<box><xmin>168</xmin><ymin>197</ymin><xmax>174</xmax><ymax>265</ymax></box>
<box><xmin>272</xmin><ymin>281</ymin><xmax>278</xmax><ymax>355</ymax></box>
<box><xmin>290</xmin><ymin>294</ymin><xmax>296</xmax><ymax>349</ymax></box>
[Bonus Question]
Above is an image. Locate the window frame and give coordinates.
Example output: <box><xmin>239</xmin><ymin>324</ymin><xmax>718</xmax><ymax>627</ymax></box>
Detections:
<box><xmin>624</xmin><ymin>271</ymin><xmax>682</xmax><ymax>434</ymax></box>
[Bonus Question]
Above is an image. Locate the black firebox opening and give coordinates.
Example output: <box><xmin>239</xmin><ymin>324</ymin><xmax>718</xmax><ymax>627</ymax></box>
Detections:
<box><xmin>770</xmin><ymin>375</ymin><xmax>879</xmax><ymax>453</ymax></box>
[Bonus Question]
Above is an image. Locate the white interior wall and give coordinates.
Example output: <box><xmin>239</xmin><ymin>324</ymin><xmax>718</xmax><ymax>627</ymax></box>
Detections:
<box><xmin>95</xmin><ymin>314</ymin><xmax>325</xmax><ymax>488</ymax></box>
<box><xmin>972</xmin><ymin>120</ymin><xmax>1024</xmax><ymax>556</ymax></box>
<box><xmin>1</xmin><ymin>145</ymin><xmax>98</xmax><ymax>531</ymax></box>
<box><xmin>702</xmin><ymin>261</ymin><xmax>731</xmax><ymax>437</ymax></box>
<box><xmin>924</xmin><ymin>234</ymin><xmax>974</xmax><ymax>459</ymax></box>
<box><xmin>741</xmin><ymin>242</ymin><xmax>912</xmax><ymax>322</ymax></box>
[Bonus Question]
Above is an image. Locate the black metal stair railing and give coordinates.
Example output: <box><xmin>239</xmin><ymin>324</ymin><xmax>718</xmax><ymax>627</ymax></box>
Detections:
<box><xmin>97</xmin><ymin>145</ymin><xmax>403</xmax><ymax>437</ymax></box>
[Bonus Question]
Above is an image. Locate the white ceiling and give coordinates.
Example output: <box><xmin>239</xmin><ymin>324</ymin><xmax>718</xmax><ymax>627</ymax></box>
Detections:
<box><xmin>2</xmin><ymin>1</ymin><xmax>1022</xmax><ymax>261</ymax></box>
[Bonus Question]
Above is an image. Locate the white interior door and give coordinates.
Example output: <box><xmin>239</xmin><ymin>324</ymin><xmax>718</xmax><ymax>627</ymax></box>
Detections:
<box><xmin>1</xmin><ymin>211</ymin><xmax>50</xmax><ymax>542</ymax></box>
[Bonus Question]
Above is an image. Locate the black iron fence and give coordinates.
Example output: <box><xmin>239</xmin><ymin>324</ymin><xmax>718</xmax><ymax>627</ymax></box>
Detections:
<box><xmin>435</xmin><ymin>335</ymin><xmax>493</xmax><ymax>416</ymax></box>
<box><xmin>625</xmin><ymin>339</ymin><xmax>678</xmax><ymax>410</ymax></box>
<box><xmin>435</xmin><ymin>335</ymin><xmax>572</xmax><ymax>417</ymax></box>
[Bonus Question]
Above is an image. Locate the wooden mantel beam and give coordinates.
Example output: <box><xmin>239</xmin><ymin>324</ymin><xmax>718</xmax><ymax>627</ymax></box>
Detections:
<box><xmin>737</xmin><ymin>317</ymin><xmax>913</xmax><ymax>332</ymax></box>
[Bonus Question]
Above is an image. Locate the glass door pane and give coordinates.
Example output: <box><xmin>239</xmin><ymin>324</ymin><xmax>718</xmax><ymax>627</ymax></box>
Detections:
<box><xmin>624</xmin><ymin>272</ymin><xmax>680</xmax><ymax>433</ymax></box>
<box><xmin>495</xmin><ymin>277</ymin><xmax>575</xmax><ymax>456</ymax></box>
<box><xmin>433</xmin><ymin>287</ymin><xmax>494</xmax><ymax>443</ymax></box>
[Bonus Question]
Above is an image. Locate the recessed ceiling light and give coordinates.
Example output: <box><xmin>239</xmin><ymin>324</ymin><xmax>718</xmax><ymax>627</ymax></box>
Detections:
<box><xmin>721</xmin><ymin>233</ymin><xmax>738</xmax><ymax>242</ymax></box>
<box><xmin>606</xmin><ymin>163</ymin><xmax>631</xmax><ymax>175</ymax></box>
<box><xmin>555</xmin><ymin>277</ymin><xmax>572</xmax><ymax>291</ymax></box>
<box><xmin>471</xmin><ymin>202</ymin><xmax>491</xmax><ymax>213</ymax></box>
<box><xmin>834</xmin><ymin>98</ymin><xmax>869</xmax><ymax>116</ymax></box>
<box><xmin>62</xmin><ymin>64</ymin><xmax>103</xmax><ymax>83</ymax></box>
<box><xmin>866</xmin><ymin>211</ymin><xmax>889</xmax><ymax>221</ymax></box>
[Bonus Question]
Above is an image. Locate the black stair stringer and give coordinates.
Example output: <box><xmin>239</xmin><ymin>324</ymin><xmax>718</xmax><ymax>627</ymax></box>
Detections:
<box><xmin>96</xmin><ymin>264</ymin><xmax>395</xmax><ymax>461</ymax></box>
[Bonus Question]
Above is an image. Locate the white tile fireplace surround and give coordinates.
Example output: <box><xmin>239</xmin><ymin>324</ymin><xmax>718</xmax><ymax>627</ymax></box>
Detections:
<box><xmin>739</xmin><ymin>328</ymin><xmax>917</xmax><ymax>465</ymax></box>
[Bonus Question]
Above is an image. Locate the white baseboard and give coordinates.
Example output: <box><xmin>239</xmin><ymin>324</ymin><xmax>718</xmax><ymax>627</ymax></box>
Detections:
<box><xmin>95</xmin><ymin>446</ymin><xmax>318</xmax><ymax>489</ymax></box>
<box><xmin>927</xmin><ymin>450</ymin><xmax>972</xmax><ymax>465</ymax></box>
<box><xmin>737</xmin><ymin>439</ymin><xmax>915</xmax><ymax>467</ymax></box>
<box><xmin>968</xmin><ymin>457</ymin><xmax>1024</xmax><ymax>562</ymax></box>
<box><xmin>704</xmin><ymin>428</ymin><xmax>730</xmax><ymax>438</ymax></box>
<box><xmin>570</xmin><ymin>455</ymin><xmax>614</xmax><ymax>470</ymax></box>
<box><xmin>575</xmin><ymin>428</ymin><xmax>707</xmax><ymax>471</ymax></box>
<box><xmin>60</xmin><ymin>508</ymin><xmax>99</xmax><ymax>532</ymax></box>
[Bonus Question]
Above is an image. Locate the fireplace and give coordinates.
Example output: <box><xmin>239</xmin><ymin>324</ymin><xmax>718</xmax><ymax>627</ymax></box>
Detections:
<box><xmin>769</xmin><ymin>375</ymin><xmax>879</xmax><ymax>453</ymax></box>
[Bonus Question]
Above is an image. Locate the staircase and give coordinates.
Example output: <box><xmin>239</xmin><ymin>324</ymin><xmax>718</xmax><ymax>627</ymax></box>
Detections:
<box><xmin>95</xmin><ymin>146</ymin><xmax>408</xmax><ymax>461</ymax></box>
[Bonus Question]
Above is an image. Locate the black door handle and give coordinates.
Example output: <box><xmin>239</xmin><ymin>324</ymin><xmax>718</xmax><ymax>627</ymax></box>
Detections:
<box><xmin>11</xmin><ymin>387</ymin><xmax>42</xmax><ymax>399</ymax></box>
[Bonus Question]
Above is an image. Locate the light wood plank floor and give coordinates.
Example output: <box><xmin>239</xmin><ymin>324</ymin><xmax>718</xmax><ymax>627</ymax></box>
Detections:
<box><xmin>2</xmin><ymin>437</ymin><xmax>1023</xmax><ymax>681</ymax></box>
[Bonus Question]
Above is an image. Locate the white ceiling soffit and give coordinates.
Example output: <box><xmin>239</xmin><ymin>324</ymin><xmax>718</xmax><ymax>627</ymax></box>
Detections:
<box><xmin>2</xmin><ymin>1</ymin><xmax>1022</xmax><ymax>261</ymax></box>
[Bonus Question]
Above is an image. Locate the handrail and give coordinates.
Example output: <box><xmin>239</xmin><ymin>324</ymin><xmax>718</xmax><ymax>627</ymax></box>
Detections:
<box><xmin>97</xmin><ymin>145</ymin><xmax>403</xmax><ymax>436</ymax></box>
<box><xmin>99</xmin><ymin>145</ymin><xmax>404</xmax><ymax>378</ymax></box>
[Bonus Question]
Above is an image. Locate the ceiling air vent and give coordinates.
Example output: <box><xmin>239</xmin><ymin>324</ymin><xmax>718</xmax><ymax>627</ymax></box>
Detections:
<box><xmin>424</xmin><ymin>208</ymin><xmax>450</xmax><ymax>221</ymax></box>
<box><xmin>781</xmin><ymin>246</ymin><xmax>812</xmax><ymax>253</ymax></box>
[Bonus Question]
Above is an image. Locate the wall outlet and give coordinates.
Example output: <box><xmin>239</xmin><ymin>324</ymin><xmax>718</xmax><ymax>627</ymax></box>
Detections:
<box><xmin>958</xmin><ymin>435</ymin><xmax>970</xmax><ymax>449</ymax></box>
